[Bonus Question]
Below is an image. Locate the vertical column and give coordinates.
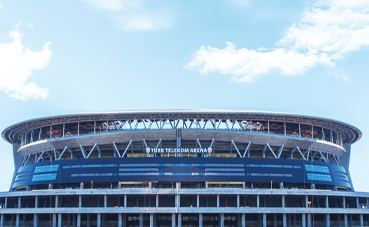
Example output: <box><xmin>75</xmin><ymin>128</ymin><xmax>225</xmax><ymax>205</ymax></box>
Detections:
<box><xmin>217</xmin><ymin>195</ymin><xmax>220</xmax><ymax>207</ymax></box>
<box><xmin>97</xmin><ymin>214</ymin><xmax>101</xmax><ymax>227</ymax></box>
<box><xmin>77</xmin><ymin>214</ymin><xmax>81</xmax><ymax>227</ymax></box>
<box><xmin>4</xmin><ymin>197</ymin><xmax>7</xmax><ymax>209</ymax></box>
<box><xmin>118</xmin><ymin>214</ymin><xmax>122</xmax><ymax>227</ymax></box>
<box><xmin>87</xmin><ymin>214</ymin><xmax>90</xmax><ymax>227</ymax></box>
<box><xmin>16</xmin><ymin>214</ymin><xmax>19</xmax><ymax>227</ymax></box>
<box><xmin>55</xmin><ymin>195</ymin><xmax>59</xmax><ymax>208</ymax></box>
<box><xmin>357</xmin><ymin>197</ymin><xmax>360</xmax><ymax>208</ymax></box>
<box><xmin>104</xmin><ymin>195</ymin><xmax>107</xmax><ymax>208</ymax></box>
<box><xmin>257</xmin><ymin>195</ymin><xmax>260</xmax><ymax>208</ymax></box>
<box><xmin>150</xmin><ymin>213</ymin><xmax>154</xmax><ymax>227</ymax></box>
<box><xmin>34</xmin><ymin>214</ymin><xmax>38</xmax><ymax>227</ymax></box>
<box><xmin>326</xmin><ymin>196</ymin><xmax>329</xmax><ymax>208</ymax></box>
<box><xmin>1</xmin><ymin>214</ymin><xmax>3</xmax><ymax>227</ymax></box>
<box><xmin>139</xmin><ymin>214</ymin><xmax>143</xmax><ymax>227</ymax></box>
<box><xmin>237</xmin><ymin>195</ymin><xmax>240</xmax><ymax>207</ymax></box>
<box><xmin>178</xmin><ymin>214</ymin><xmax>182</xmax><ymax>227</ymax></box>
<box><xmin>302</xmin><ymin>214</ymin><xmax>306</xmax><ymax>227</ymax></box>
<box><xmin>283</xmin><ymin>214</ymin><xmax>287</xmax><ymax>227</ymax></box>
<box><xmin>307</xmin><ymin>214</ymin><xmax>311</xmax><ymax>227</ymax></box>
<box><xmin>263</xmin><ymin>214</ymin><xmax>266</xmax><ymax>227</ymax></box>
<box><xmin>197</xmin><ymin>195</ymin><xmax>200</xmax><ymax>207</ymax></box>
<box><xmin>58</xmin><ymin>214</ymin><xmax>62</xmax><ymax>227</ymax></box>
<box><xmin>360</xmin><ymin>214</ymin><xmax>363</xmax><ymax>227</ymax></box>
<box><xmin>172</xmin><ymin>214</ymin><xmax>176</xmax><ymax>227</ymax></box>
<box><xmin>199</xmin><ymin>214</ymin><xmax>203</xmax><ymax>227</ymax></box>
<box><xmin>220</xmin><ymin>214</ymin><xmax>224</xmax><ymax>227</ymax></box>
<box><xmin>156</xmin><ymin>195</ymin><xmax>159</xmax><ymax>207</ymax></box>
<box><xmin>344</xmin><ymin>214</ymin><xmax>348</xmax><ymax>227</ymax></box>
<box><xmin>343</xmin><ymin>197</ymin><xmax>346</xmax><ymax>208</ymax></box>
<box><xmin>79</xmin><ymin>195</ymin><xmax>82</xmax><ymax>208</ymax></box>
<box><xmin>52</xmin><ymin>214</ymin><xmax>57</xmax><ymax>227</ymax></box>
<box><xmin>326</xmin><ymin>214</ymin><xmax>330</xmax><ymax>227</ymax></box>
<box><xmin>282</xmin><ymin>195</ymin><xmax>285</xmax><ymax>208</ymax></box>
<box><xmin>35</xmin><ymin>196</ymin><xmax>38</xmax><ymax>208</ymax></box>
<box><xmin>242</xmin><ymin>214</ymin><xmax>246</xmax><ymax>227</ymax></box>
<box><xmin>124</xmin><ymin>195</ymin><xmax>127</xmax><ymax>207</ymax></box>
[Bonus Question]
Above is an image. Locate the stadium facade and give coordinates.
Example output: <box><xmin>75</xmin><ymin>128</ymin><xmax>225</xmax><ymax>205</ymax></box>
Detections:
<box><xmin>0</xmin><ymin>110</ymin><xmax>368</xmax><ymax>227</ymax></box>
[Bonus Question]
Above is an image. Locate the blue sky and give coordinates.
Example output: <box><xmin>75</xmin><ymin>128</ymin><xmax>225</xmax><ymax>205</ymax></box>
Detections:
<box><xmin>0</xmin><ymin>0</ymin><xmax>369</xmax><ymax>191</ymax></box>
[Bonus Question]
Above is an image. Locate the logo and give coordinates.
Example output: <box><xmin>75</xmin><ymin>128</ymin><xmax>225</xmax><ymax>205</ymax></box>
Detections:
<box><xmin>208</xmin><ymin>147</ymin><xmax>212</xmax><ymax>153</ymax></box>
<box><xmin>146</xmin><ymin>147</ymin><xmax>150</xmax><ymax>153</ymax></box>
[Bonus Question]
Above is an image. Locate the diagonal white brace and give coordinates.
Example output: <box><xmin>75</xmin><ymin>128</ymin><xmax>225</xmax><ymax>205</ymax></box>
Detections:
<box><xmin>277</xmin><ymin>145</ymin><xmax>284</xmax><ymax>159</ymax></box>
<box><xmin>58</xmin><ymin>147</ymin><xmax>68</xmax><ymax>160</ymax></box>
<box><xmin>209</xmin><ymin>138</ymin><xmax>215</xmax><ymax>149</ymax></box>
<box><xmin>54</xmin><ymin>149</ymin><xmax>58</xmax><ymax>160</ymax></box>
<box><xmin>318</xmin><ymin>151</ymin><xmax>327</xmax><ymax>163</ymax></box>
<box><xmin>266</xmin><ymin>143</ymin><xmax>277</xmax><ymax>159</ymax></box>
<box><xmin>231</xmin><ymin>140</ymin><xmax>242</xmax><ymax>158</ymax></box>
<box><xmin>155</xmin><ymin>139</ymin><xmax>162</xmax><ymax>149</ymax></box>
<box><xmin>121</xmin><ymin>140</ymin><xmax>132</xmax><ymax>158</ymax></box>
<box><xmin>143</xmin><ymin>139</ymin><xmax>148</xmax><ymax>148</ymax></box>
<box><xmin>296</xmin><ymin>147</ymin><xmax>306</xmax><ymax>160</ymax></box>
<box><xmin>306</xmin><ymin>148</ymin><xmax>310</xmax><ymax>160</ymax></box>
<box><xmin>22</xmin><ymin>154</ymin><xmax>31</xmax><ymax>166</ymax></box>
<box><xmin>196</xmin><ymin>139</ymin><xmax>202</xmax><ymax>148</ymax></box>
<box><xmin>113</xmin><ymin>142</ymin><xmax>121</xmax><ymax>158</ymax></box>
<box><xmin>242</xmin><ymin>142</ymin><xmax>251</xmax><ymax>158</ymax></box>
<box><xmin>79</xmin><ymin>145</ymin><xmax>86</xmax><ymax>159</ymax></box>
<box><xmin>37</xmin><ymin>151</ymin><xmax>45</xmax><ymax>163</ymax></box>
<box><xmin>336</xmin><ymin>155</ymin><xmax>342</xmax><ymax>166</ymax></box>
<box><xmin>86</xmin><ymin>143</ymin><xmax>98</xmax><ymax>159</ymax></box>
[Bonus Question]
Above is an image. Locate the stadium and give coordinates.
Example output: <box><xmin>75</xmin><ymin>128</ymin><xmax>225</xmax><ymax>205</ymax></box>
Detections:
<box><xmin>0</xmin><ymin>110</ymin><xmax>368</xmax><ymax>227</ymax></box>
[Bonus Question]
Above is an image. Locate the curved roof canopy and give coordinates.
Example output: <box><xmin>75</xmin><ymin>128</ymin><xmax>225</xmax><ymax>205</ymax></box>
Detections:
<box><xmin>2</xmin><ymin>110</ymin><xmax>362</xmax><ymax>144</ymax></box>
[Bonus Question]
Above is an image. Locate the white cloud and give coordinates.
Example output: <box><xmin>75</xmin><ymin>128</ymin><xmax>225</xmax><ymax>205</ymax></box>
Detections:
<box><xmin>0</xmin><ymin>30</ymin><xmax>52</xmax><ymax>100</ymax></box>
<box><xmin>0</xmin><ymin>5</ymin><xmax>4</xmax><ymax>10</ymax></box>
<box><xmin>187</xmin><ymin>0</ymin><xmax>369</xmax><ymax>82</ymax></box>
<box><xmin>82</xmin><ymin>0</ymin><xmax>173</xmax><ymax>31</ymax></box>
<box><xmin>187</xmin><ymin>42</ymin><xmax>333</xmax><ymax>82</ymax></box>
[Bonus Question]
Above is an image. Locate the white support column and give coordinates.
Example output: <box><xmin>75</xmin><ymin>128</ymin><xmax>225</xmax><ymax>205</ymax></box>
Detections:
<box><xmin>150</xmin><ymin>214</ymin><xmax>154</xmax><ymax>227</ymax></box>
<box><xmin>55</xmin><ymin>195</ymin><xmax>59</xmax><ymax>208</ymax></box>
<box><xmin>104</xmin><ymin>195</ymin><xmax>107</xmax><ymax>207</ymax></box>
<box><xmin>283</xmin><ymin>214</ymin><xmax>287</xmax><ymax>227</ymax></box>
<box><xmin>326</xmin><ymin>196</ymin><xmax>329</xmax><ymax>208</ymax></box>
<box><xmin>58</xmin><ymin>214</ymin><xmax>62</xmax><ymax>227</ymax></box>
<box><xmin>344</xmin><ymin>214</ymin><xmax>348</xmax><ymax>227</ymax></box>
<box><xmin>87</xmin><ymin>214</ymin><xmax>90</xmax><ymax>227</ymax></box>
<box><xmin>178</xmin><ymin>214</ymin><xmax>182</xmax><ymax>227</ymax></box>
<box><xmin>118</xmin><ymin>214</ymin><xmax>122</xmax><ymax>227</ymax></box>
<box><xmin>172</xmin><ymin>214</ymin><xmax>176</xmax><ymax>227</ymax></box>
<box><xmin>52</xmin><ymin>214</ymin><xmax>56</xmax><ymax>227</ymax></box>
<box><xmin>176</xmin><ymin>195</ymin><xmax>180</xmax><ymax>207</ymax></box>
<box><xmin>1</xmin><ymin>214</ymin><xmax>3</xmax><ymax>227</ymax></box>
<box><xmin>360</xmin><ymin>214</ymin><xmax>363</xmax><ymax>227</ymax></box>
<box><xmin>220</xmin><ymin>214</ymin><xmax>224</xmax><ymax>227</ymax></box>
<box><xmin>35</xmin><ymin>196</ymin><xmax>38</xmax><ymax>208</ymax></box>
<box><xmin>326</xmin><ymin>214</ymin><xmax>330</xmax><ymax>227</ymax></box>
<box><xmin>16</xmin><ymin>214</ymin><xmax>19</xmax><ymax>227</ymax></box>
<box><xmin>156</xmin><ymin>195</ymin><xmax>159</xmax><ymax>207</ymax></box>
<box><xmin>257</xmin><ymin>195</ymin><xmax>260</xmax><ymax>208</ymax></box>
<box><xmin>242</xmin><ymin>214</ymin><xmax>246</xmax><ymax>227</ymax></box>
<box><xmin>139</xmin><ymin>214</ymin><xmax>143</xmax><ymax>227</ymax></box>
<box><xmin>305</xmin><ymin>196</ymin><xmax>309</xmax><ymax>208</ymax></box>
<box><xmin>77</xmin><ymin>214</ymin><xmax>81</xmax><ymax>227</ymax></box>
<box><xmin>263</xmin><ymin>214</ymin><xmax>266</xmax><ymax>227</ymax></box>
<box><xmin>217</xmin><ymin>195</ymin><xmax>220</xmax><ymax>207</ymax></box>
<box><xmin>282</xmin><ymin>195</ymin><xmax>285</xmax><ymax>208</ymax></box>
<box><xmin>307</xmin><ymin>214</ymin><xmax>311</xmax><ymax>227</ymax></box>
<box><xmin>124</xmin><ymin>195</ymin><xmax>127</xmax><ymax>207</ymax></box>
<box><xmin>79</xmin><ymin>195</ymin><xmax>82</xmax><ymax>208</ymax></box>
<box><xmin>97</xmin><ymin>214</ymin><xmax>101</xmax><ymax>227</ymax></box>
<box><xmin>302</xmin><ymin>214</ymin><xmax>306</xmax><ymax>227</ymax></box>
<box><xmin>34</xmin><ymin>214</ymin><xmax>38</xmax><ymax>227</ymax></box>
<box><xmin>199</xmin><ymin>214</ymin><xmax>203</xmax><ymax>227</ymax></box>
<box><xmin>197</xmin><ymin>194</ymin><xmax>200</xmax><ymax>207</ymax></box>
<box><xmin>237</xmin><ymin>195</ymin><xmax>240</xmax><ymax>207</ymax></box>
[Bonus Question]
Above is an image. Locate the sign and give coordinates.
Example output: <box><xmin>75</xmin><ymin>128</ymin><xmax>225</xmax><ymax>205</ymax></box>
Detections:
<box><xmin>146</xmin><ymin>147</ymin><xmax>212</xmax><ymax>154</ymax></box>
